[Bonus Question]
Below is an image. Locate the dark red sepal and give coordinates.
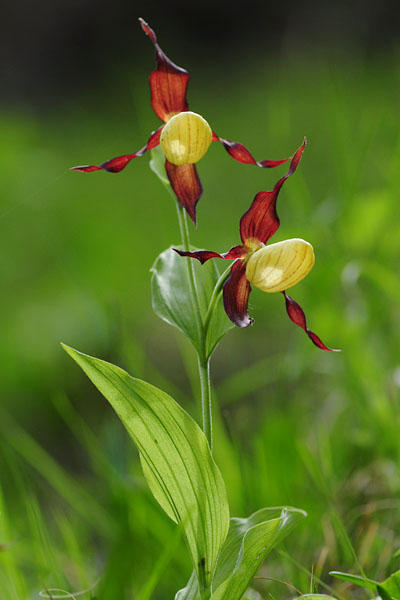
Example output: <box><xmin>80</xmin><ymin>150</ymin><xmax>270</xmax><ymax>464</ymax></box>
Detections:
<box><xmin>70</xmin><ymin>164</ymin><xmax>104</xmax><ymax>173</ymax></box>
<box><xmin>223</xmin><ymin>260</ymin><xmax>253</xmax><ymax>328</ymax></box>
<box><xmin>240</xmin><ymin>138</ymin><xmax>306</xmax><ymax>244</ymax></box>
<box><xmin>240</xmin><ymin>190</ymin><xmax>280</xmax><ymax>245</ymax></box>
<box><xmin>139</xmin><ymin>18</ymin><xmax>190</xmax><ymax>122</ymax></box>
<box><xmin>165</xmin><ymin>161</ymin><xmax>202</xmax><ymax>224</ymax></box>
<box><xmin>71</xmin><ymin>128</ymin><xmax>162</xmax><ymax>174</ymax></box>
<box><xmin>173</xmin><ymin>244</ymin><xmax>247</xmax><ymax>265</ymax></box>
<box><xmin>174</xmin><ymin>249</ymin><xmax>225</xmax><ymax>264</ymax></box>
<box><xmin>212</xmin><ymin>133</ymin><xmax>290</xmax><ymax>168</ymax></box>
<box><xmin>283</xmin><ymin>291</ymin><xmax>339</xmax><ymax>352</ymax></box>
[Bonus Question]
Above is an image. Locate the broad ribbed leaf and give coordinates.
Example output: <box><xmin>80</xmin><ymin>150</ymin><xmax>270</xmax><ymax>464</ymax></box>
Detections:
<box><xmin>151</xmin><ymin>247</ymin><xmax>232</xmax><ymax>358</ymax></box>
<box><xmin>63</xmin><ymin>345</ymin><xmax>230</xmax><ymax>587</ymax></box>
<box><xmin>175</xmin><ymin>571</ymin><xmax>200</xmax><ymax>600</ymax></box>
<box><xmin>211</xmin><ymin>507</ymin><xmax>306</xmax><ymax>600</ymax></box>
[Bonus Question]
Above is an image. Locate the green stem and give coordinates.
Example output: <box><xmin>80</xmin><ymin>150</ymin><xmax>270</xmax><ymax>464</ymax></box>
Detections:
<box><xmin>203</xmin><ymin>264</ymin><xmax>232</xmax><ymax>333</ymax></box>
<box><xmin>162</xmin><ymin>180</ymin><xmax>213</xmax><ymax>450</ymax></box>
<box><xmin>198</xmin><ymin>357</ymin><xmax>212</xmax><ymax>452</ymax></box>
<box><xmin>200</xmin><ymin>588</ymin><xmax>211</xmax><ymax>600</ymax></box>
<box><xmin>174</xmin><ymin>203</ymin><xmax>213</xmax><ymax>450</ymax></box>
<box><xmin>175</xmin><ymin>202</ymin><xmax>204</xmax><ymax>340</ymax></box>
<box><xmin>197</xmin><ymin>559</ymin><xmax>210</xmax><ymax>599</ymax></box>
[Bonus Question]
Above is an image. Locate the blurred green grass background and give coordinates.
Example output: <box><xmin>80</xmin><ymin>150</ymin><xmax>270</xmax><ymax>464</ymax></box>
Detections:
<box><xmin>1</xmin><ymin>41</ymin><xmax>400</xmax><ymax>599</ymax></box>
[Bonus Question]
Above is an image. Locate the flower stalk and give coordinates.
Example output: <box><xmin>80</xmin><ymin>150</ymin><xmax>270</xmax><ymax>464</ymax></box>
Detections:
<box><xmin>162</xmin><ymin>180</ymin><xmax>214</xmax><ymax>450</ymax></box>
<box><xmin>198</xmin><ymin>357</ymin><xmax>212</xmax><ymax>453</ymax></box>
<box><xmin>175</xmin><ymin>200</ymin><xmax>204</xmax><ymax>344</ymax></box>
<box><xmin>203</xmin><ymin>264</ymin><xmax>232</xmax><ymax>333</ymax></box>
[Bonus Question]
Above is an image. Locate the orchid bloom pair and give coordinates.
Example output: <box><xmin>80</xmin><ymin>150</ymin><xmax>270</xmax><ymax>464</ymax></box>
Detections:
<box><xmin>72</xmin><ymin>19</ymin><xmax>335</xmax><ymax>351</ymax></box>
<box><xmin>176</xmin><ymin>140</ymin><xmax>337</xmax><ymax>352</ymax></box>
<box><xmin>71</xmin><ymin>19</ymin><xmax>289</xmax><ymax>224</ymax></box>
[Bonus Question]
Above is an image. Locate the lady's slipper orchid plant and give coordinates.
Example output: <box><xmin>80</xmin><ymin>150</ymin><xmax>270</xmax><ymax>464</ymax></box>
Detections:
<box><xmin>71</xmin><ymin>18</ymin><xmax>290</xmax><ymax>224</ymax></box>
<box><xmin>176</xmin><ymin>140</ymin><xmax>337</xmax><ymax>351</ymax></box>
<box><xmin>64</xmin><ymin>14</ymin><xmax>343</xmax><ymax>600</ymax></box>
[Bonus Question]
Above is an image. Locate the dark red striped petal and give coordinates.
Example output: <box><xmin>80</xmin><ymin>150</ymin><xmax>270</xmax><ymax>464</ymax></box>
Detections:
<box><xmin>173</xmin><ymin>244</ymin><xmax>247</xmax><ymax>264</ymax></box>
<box><xmin>223</xmin><ymin>260</ymin><xmax>253</xmax><ymax>328</ymax></box>
<box><xmin>165</xmin><ymin>160</ymin><xmax>202</xmax><ymax>224</ymax></box>
<box><xmin>239</xmin><ymin>138</ymin><xmax>306</xmax><ymax>244</ymax></box>
<box><xmin>140</xmin><ymin>18</ymin><xmax>190</xmax><ymax>123</ymax></box>
<box><xmin>71</xmin><ymin>128</ymin><xmax>162</xmax><ymax>174</ymax></box>
<box><xmin>212</xmin><ymin>132</ymin><xmax>290</xmax><ymax>168</ymax></box>
<box><xmin>174</xmin><ymin>249</ymin><xmax>224</xmax><ymax>264</ymax></box>
<box><xmin>283</xmin><ymin>291</ymin><xmax>339</xmax><ymax>351</ymax></box>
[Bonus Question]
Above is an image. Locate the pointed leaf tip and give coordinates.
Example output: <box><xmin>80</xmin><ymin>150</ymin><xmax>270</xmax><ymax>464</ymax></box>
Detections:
<box><xmin>61</xmin><ymin>342</ymin><xmax>74</xmax><ymax>356</ymax></box>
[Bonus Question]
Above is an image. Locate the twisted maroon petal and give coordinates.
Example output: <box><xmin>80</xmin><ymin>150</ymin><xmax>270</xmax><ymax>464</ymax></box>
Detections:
<box><xmin>173</xmin><ymin>244</ymin><xmax>247</xmax><ymax>264</ymax></box>
<box><xmin>174</xmin><ymin>249</ymin><xmax>223</xmax><ymax>264</ymax></box>
<box><xmin>283</xmin><ymin>292</ymin><xmax>339</xmax><ymax>351</ymax></box>
<box><xmin>212</xmin><ymin>132</ymin><xmax>290</xmax><ymax>168</ymax></box>
<box><xmin>223</xmin><ymin>260</ymin><xmax>253</xmax><ymax>328</ymax></box>
<box><xmin>165</xmin><ymin>160</ymin><xmax>203</xmax><ymax>224</ymax></box>
<box><xmin>71</xmin><ymin>128</ymin><xmax>162</xmax><ymax>173</ymax></box>
<box><xmin>239</xmin><ymin>138</ymin><xmax>306</xmax><ymax>244</ymax></box>
<box><xmin>140</xmin><ymin>18</ymin><xmax>190</xmax><ymax>122</ymax></box>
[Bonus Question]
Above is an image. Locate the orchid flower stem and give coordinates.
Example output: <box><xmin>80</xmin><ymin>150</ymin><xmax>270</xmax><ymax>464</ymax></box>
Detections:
<box><xmin>158</xmin><ymin>173</ymin><xmax>213</xmax><ymax>450</ymax></box>
<box><xmin>162</xmin><ymin>181</ymin><xmax>204</xmax><ymax>344</ymax></box>
<box><xmin>174</xmin><ymin>202</ymin><xmax>204</xmax><ymax>345</ymax></box>
<box><xmin>203</xmin><ymin>264</ymin><xmax>232</xmax><ymax>333</ymax></box>
<box><xmin>174</xmin><ymin>201</ymin><xmax>213</xmax><ymax>451</ymax></box>
<box><xmin>198</xmin><ymin>357</ymin><xmax>212</xmax><ymax>452</ymax></box>
<box><xmin>156</xmin><ymin>171</ymin><xmax>213</xmax><ymax>450</ymax></box>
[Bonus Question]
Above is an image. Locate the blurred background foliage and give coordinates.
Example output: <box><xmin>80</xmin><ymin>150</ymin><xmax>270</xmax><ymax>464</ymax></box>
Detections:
<box><xmin>1</xmin><ymin>1</ymin><xmax>400</xmax><ymax>598</ymax></box>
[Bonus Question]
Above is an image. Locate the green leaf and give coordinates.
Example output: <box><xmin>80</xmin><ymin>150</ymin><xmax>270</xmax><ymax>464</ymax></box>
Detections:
<box><xmin>377</xmin><ymin>585</ymin><xmax>394</xmax><ymax>600</ymax></box>
<box><xmin>331</xmin><ymin>569</ymin><xmax>400</xmax><ymax>599</ymax></box>
<box><xmin>175</xmin><ymin>571</ymin><xmax>200</xmax><ymax>600</ymax></box>
<box><xmin>63</xmin><ymin>345</ymin><xmax>230</xmax><ymax>589</ymax></box>
<box><xmin>329</xmin><ymin>571</ymin><xmax>377</xmax><ymax>590</ymax></box>
<box><xmin>151</xmin><ymin>247</ymin><xmax>232</xmax><ymax>358</ymax></box>
<box><xmin>211</xmin><ymin>507</ymin><xmax>306</xmax><ymax>600</ymax></box>
<box><xmin>381</xmin><ymin>570</ymin><xmax>400</xmax><ymax>599</ymax></box>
